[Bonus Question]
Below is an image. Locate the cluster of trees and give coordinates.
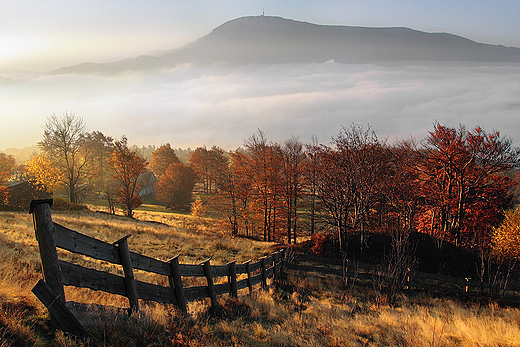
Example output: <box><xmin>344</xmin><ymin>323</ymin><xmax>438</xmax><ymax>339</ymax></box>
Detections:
<box><xmin>189</xmin><ymin>125</ymin><xmax>520</xmax><ymax>255</ymax></box>
<box><xmin>2</xmin><ymin>112</ymin><xmax>519</xmax><ymax>258</ymax></box>
<box><xmin>1</xmin><ymin>113</ymin><xmax>197</xmax><ymax>217</ymax></box>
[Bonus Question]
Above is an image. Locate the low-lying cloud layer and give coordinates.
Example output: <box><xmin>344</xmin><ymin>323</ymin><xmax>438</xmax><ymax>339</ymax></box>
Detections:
<box><xmin>2</xmin><ymin>61</ymin><xmax>520</xmax><ymax>151</ymax></box>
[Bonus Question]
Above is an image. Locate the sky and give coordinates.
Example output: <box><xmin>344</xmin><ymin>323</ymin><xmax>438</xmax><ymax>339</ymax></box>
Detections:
<box><xmin>2</xmin><ymin>0</ymin><xmax>520</xmax><ymax>72</ymax></box>
<box><xmin>1</xmin><ymin>1</ymin><xmax>520</xmax><ymax>154</ymax></box>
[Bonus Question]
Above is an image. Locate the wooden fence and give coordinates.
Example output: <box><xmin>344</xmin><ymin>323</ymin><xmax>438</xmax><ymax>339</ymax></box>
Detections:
<box><xmin>289</xmin><ymin>255</ymin><xmax>520</xmax><ymax>299</ymax></box>
<box><xmin>30</xmin><ymin>199</ymin><xmax>285</xmax><ymax>333</ymax></box>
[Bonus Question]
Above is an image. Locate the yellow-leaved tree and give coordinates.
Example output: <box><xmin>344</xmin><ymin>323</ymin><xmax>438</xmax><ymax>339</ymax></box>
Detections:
<box><xmin>492</xmin><ymin>209</ymin><xmax>520</xmax><ymax>261</ymax></box>
<box><xmin>25</xmin><ymin>153</ymin><xmax>63</xmax><ymax>193</ymax></box>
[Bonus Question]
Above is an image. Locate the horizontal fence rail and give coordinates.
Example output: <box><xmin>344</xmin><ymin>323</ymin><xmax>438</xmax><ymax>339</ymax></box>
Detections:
<box><xmin>290</xmin><ymin>255</ymin><xmax>520</xmax><ymax>299</ymax></box>
<box><xmin>30</xmin><ymin>200</ymin><xmax>285</xmax><ymax>321</ymax></box>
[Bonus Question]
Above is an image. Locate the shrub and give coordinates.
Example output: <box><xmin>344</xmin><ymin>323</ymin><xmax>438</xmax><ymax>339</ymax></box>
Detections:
<box><xmin>311</xmin><ymin>233</ymin><xmax>341</xmax><ymax>258</ymax></box>
<box><xmin>52</xmin><ymin>197</ymin><xmax>88</xmax><ymax>211</ymax></box>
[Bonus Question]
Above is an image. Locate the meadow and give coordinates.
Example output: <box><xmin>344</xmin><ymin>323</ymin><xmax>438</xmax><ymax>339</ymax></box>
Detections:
<box><xmin>1</xmin><ymin>208</ymin><xmax>520</xmax><ymax>346</ymax></box>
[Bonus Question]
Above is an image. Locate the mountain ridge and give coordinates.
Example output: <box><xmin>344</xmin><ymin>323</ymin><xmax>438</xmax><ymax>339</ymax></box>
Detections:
<box><xmin>52</xmin><ymin>16</ymin><xmax>520</xmax><ymax>75</ymax></box>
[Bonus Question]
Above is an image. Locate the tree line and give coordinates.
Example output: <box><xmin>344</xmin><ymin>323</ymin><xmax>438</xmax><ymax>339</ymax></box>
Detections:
<box><xmin>1</xmin><ymin>113</ymin><xmax>520</xmax><ymax>260</ymax></box>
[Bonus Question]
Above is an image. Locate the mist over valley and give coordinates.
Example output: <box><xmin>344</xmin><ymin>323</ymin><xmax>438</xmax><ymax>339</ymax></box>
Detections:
<box><xmin>2</xmin><ymin>16</ymin><xmax>520</xmax><ymax>150</ymax></box>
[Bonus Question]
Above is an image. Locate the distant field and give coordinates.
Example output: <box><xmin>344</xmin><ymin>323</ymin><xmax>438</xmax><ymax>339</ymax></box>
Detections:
<box><xmin>1</xmin><ymin>209</ymin><xmax>520</xmax><ymax>346</ymax></box>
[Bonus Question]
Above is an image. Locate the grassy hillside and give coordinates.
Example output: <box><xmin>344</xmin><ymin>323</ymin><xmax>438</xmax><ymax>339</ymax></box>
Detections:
<box><xmin>1</xmin><ymin>209</ymin><xmax>520</xmax><ymax>346</ymax></box>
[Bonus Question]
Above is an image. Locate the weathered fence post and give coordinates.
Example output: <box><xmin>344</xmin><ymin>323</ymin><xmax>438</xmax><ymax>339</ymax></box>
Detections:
<box><xmin>114</xmin><ymin>235</ymin><xmax>139</xmax><ymax>314</ymax></box>
<box><xmin>168</xmin><ymin>255</ymin><xmax>187</xmax><ymax>315</ymax></box>
<box><xmin>203</xmin><ymin>259</ymin><xmax>219</xmax><ymax>312</ymax></box>
<box><xmin>272</xmin><ymin>252</ymin><xmax>279</xmax><ymax>283</ymax></box>
<box><xmin>260</xmin><ymin>256</ymin><xmax>267</xmax><ymax>289</ymax></box>
<box><xmin>32</xmin><ymin>280</ymin><xmax>88</xmax><ymax>337</ymax></box>
<box><xmin>30</xmin><ymin>199</ymin><xmax>65</xmax><ymax>304</ymax></box>
<box><xmin>228</xmin><ymin>261</ymin><xmax>238</xmax><ymax>298</ymax></box>
<box><xmin>245</xmin><ymin>260</ymin><xmax>253</xmax><ymax>295</ymax></box>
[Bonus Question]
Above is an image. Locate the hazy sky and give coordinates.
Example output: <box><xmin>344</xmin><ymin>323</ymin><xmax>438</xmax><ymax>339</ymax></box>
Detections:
<box><xmin>2</xmin><ymin>0</ymin><xmax>520</xmax><ymax>71</ymax></box>
<box><xmin>1</xmin><ymin>1</ymin><xmax>520</xmax><ymax>154</ymax></box>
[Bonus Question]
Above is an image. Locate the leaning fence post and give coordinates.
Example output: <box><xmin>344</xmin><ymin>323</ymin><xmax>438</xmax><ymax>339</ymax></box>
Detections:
<box><xmin>228</xmin><ymin>261</ymin><xmax>238</xmax><ymax>298</ymax></box>
<box><xmin>203</xmin><ymin>259</ymin><xmax>218</xmax><ymax>312</ymax></box>
<box><xmin>30</xmin><ymin>199</ymin><xmax>65</xmax><ymax>304</ymax></box>
<box><xmin>245</xmin><ymin>260</ymin><xmax>253</xmax><ymax>295</ymax></box>
<box><xmin>168</xmin><ymin>255</ymin><xmax>187</xmax><ymax>315</ymax></box>
<box><xmin>114</xmin><ymin>235</ymin><xmax>139</xmax><ymax>314</ymax></box>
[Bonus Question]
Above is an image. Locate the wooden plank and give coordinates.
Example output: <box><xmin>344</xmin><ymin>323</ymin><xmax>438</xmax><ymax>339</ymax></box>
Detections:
<box><xmin>184</xmin><ymin>285</ymin><xmax>208</xmax><ymax>302</ymax></box>
<box><xmin>31</xmin><ymin>279</ymin><xmax>88</xmax><ymax>337</ymax></box>
<box><xmin>235</xmin><ymin>263</ymin><xmax>247</xmax><ymax>274</ymax></box>
<box><xmin>61</xmin><ymin>261</ymin><xmax>175</xmax><ymax>304</ymax></box>
<box><xmin>249</xmin><ymin>260</ymin><xmax>262</xmax><ymax>273</ymax></box>
<box><xmin>54</xmin><ymin>223</ymin><xmax>121</xmax><ymax>264</ymax></box>
<box><xmin>266</xmin><ymin>266</ymin><xmax>274</xmax><ymax>278</ymax></box>
<box><xmin>135</xmin><ymin>281</ymin><xmax>175</xmax><ymax>304</ymax></box>
<box><xmin>32</xmin><ymin>202</ymin><xmax>65</xmax><ymax>304</ymax></box>
<box><xmin>286</xmin><ymin>263</ymin><xmax>343</xmax><ymax>276</ymax></box>
<box><xmin>179</xmin><ymin>264</ymin><xmax>205</xmax><ymax>277</ymax></box>
<box><xmin>129</xmin><ymin>252</ymin><xmax>171</xmax><ymax>277</ymax></box>
<box><xmin>212</xmin><ymin>264</ymin><xmax>230</xmax><ymax>277</ymax></box>
<box><xmin>250</xmin><ymin>273</ymin><xmax>263</xmax><ymax>286</ymax></box>
<box><xmin>60</xmin><ymin>260</ymin><xmax>127</xmax><ymax>297</ymax></box>
<box><xmin>214</xmin><ymin>282</ymin><xmax>231</xmax><ymax>296</ymax></box>
<box><xmin>55</xmin><ymin>223</ymin><xmax>171</xmax><ymax>277</ymax></box>
<box><xmin>236</xmin><ymin>278</ymin><xmax>249</xmax><ymax>291</ymax></box>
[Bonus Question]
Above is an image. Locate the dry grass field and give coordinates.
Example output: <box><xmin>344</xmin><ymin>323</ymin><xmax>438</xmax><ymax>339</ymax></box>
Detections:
<box><xmin>1</xmin><ymin>209</ymin><xmax>520</xmax><ymax>346</ymax></box>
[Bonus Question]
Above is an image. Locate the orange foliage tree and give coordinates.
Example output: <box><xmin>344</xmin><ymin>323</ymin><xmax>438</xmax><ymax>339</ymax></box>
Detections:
<box><xmin>399</xmin><ymin>123</ymin><xmax>520</xmax><ymax>247</ymax></box>
<box><xmin>108</xmin><ymin>136</ymin><xmax>148</xmax><ymax>217</ymax></box>
<box><xmin>190</xmin><ymin>146</ymin><xmax>228</xmax><ymax>194</ymax></box>
<box><xmin>211</xmin><ymin>150</ymin><xmax>254</xmax><ymax>236</ymax></box>
<box><xmin>150</xmin><ymin>143</ymin><xmax>180</xmax><ymax>179</ymax></box>
<box><xmin>156</xmin><ymin>162</ymin><xmax>197</xmax><ymax>209</ymax></box>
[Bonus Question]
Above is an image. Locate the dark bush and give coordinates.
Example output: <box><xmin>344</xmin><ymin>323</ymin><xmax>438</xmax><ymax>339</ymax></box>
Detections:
<box><xmin>52</xmin><ymin>197</ymin><xmax>88</xmax><ymax>211</ymax></box>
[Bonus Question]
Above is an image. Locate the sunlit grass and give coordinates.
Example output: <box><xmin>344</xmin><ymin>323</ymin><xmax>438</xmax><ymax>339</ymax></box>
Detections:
<box><xmin>1</xmin><ymin>209</ymin><xmax>520</xmax><ymax>346</ymax></box>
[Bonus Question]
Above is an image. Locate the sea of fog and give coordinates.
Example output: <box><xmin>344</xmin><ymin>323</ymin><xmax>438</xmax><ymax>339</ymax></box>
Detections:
<box><xmin>1</xmin><ymin>61</ymin><xmax>520</xmax><ymax>150</ymax></box>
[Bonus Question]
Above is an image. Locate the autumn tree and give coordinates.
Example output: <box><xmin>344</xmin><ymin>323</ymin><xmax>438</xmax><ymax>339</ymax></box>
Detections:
<box><xmin>150</xmin><ymin>143</ymin><xmax>180</xmax><ymax>179</ymax></box>
<box><xmin>85</xmin><ymin>131</ymin><xmax>117</xmax><ymax>212</ymax></box>
<box><xmin>108</xmin><ymin>136</ymin><xmax>148</xmax><ymax>217</ymax></box>
<box><xmin>156</xmin><ymin>163</ymin><xmax>196</xmax><ymax>209</ymax></box>
<box><xmin>244</xmin><ymin>131</ymin><xmax>285</xmax><ymax>242</ymax></box>
<box><xmin>191</xmin><ymin>196</ymin><xmax>206</xmax><ymax>218</ymax></box>
<box><xmin>190</xmin><ymin>146</ymin><xmax>228</xmax><ymax>194</ymax></box>
<box><xmin>25</xmin><ymin>153</ymin><xmax>63</xmax><ymax>193</ymax></box>
<box><xmin>38</xmin><ymin>112</ymin><xmax>92</xmax><ymax>203</ymax></box>
<box><xmin>400</xmin><ymin>123</ymin><xmax>520</xmax><ymax>246</ymax></box>
<box><xmin>492</xmin><ymin>209</ymin><xmax>520</xmax><ymax>261</ymax></box>
<box><xmin>0</xmin><ymin>153</ymin><xmax>16</xmax><ymax>184</ymax></box>
<box><xmin>304</xmin><ymin>135</ymin><xmax>322</xmax><ymax>236</ymax></box>
<box><xmin>309</xmin><ymin>124</ymin><xmax>390</xmax><ymax>250</ymax></box>
<box><xmin>0</xmin><ymin>153</ymin><xmax>16</xmax><ymax>203</ymax></box>
<box><xmin>211</xmin><ymin>150</ymin><xmax>254</xmax><ymax>236</ymax></box>
<box><xmin>280</xmin><ymin>137</ymin><xmax>307</xmax><ymax>244</ymax></box>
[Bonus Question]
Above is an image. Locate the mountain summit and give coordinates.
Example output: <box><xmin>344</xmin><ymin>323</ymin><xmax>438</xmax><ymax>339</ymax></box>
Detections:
<box><xmin>54</xmin><ymin>16</ymin><xmax>520</xmax><ymax>74</ymax></box>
